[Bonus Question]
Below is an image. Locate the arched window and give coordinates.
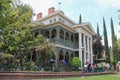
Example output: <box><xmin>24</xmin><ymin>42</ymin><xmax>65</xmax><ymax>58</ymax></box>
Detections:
<box><xmin>51</xmin><ymin>29</ymin><xmax>56</xmax><ymax>38</ymax></box>
<box><xmin>65</xmin><ymin>32</ymin><xmax>69</xmax><ymax>40</ymax></box>
<box><xmin>60</xmin><ymin>29</ymin><xmax>64</xmax><ymax>39</ymax></box>
<box><xmin>71</xmin><ymin>34</ymin><xmax>74</xmax><ymax>42</ymax></box>
<box><xmin>59</xmin><ymin>50</ymin><xmax>64</xmax><ymax>61</ymax></box>
<box><xmin>65</xmin><ymin>51</ymin><xmax>69</xmax><ymax>62</ymax></box>
<box><xmin>45</xmin><ymin>31</ymin><xmax>50</xmax><ymax>38</ymax></box>
<box><xmin>35</xmin><ymin>31</ymin><xmax>39</xmax><ymax>37</ymax></box>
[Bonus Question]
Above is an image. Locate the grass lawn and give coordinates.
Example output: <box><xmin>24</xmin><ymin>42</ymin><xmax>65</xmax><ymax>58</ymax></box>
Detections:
<box><xmin>33</xmin><ymin>75</ymin><xmax>120</xmax><ymax>80</ymax></box>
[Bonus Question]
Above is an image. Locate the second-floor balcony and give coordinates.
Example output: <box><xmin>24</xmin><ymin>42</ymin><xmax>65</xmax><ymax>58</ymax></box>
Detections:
<box><xmin>50</xmin><ymin>38</ymin><xmax>79</xmax><ymax>49</ymax></box>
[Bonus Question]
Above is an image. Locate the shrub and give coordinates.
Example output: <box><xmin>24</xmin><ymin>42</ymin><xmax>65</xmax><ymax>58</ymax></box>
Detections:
<box><xmin>71</xmin><ymin>57</ymin><xmax>81</xmax><ymax>69</ymax></box>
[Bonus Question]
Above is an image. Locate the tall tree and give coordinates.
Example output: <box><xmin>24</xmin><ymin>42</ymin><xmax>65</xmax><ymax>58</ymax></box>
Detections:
<box><xmin>118</xmin><ymin>10</ymin><xmax>120</xmax><ymax>25</ymax></box>
<box><xmin>111</xmin><ymin>17</ymin><xmax>120</xmax><ymax>63</ymax></box>
<box><xmin>97</xmin><ymin>23</ymin><xmax>100</xmax><ymax>36</ymax></box>
<box><xmin>103</xmin><ymin>17</ymin><xmax>110</xmax><ymax>63</ymax></box>
<box><xmin>111</xmin><ymin>17</ymin><xmax>116</xmax><ymax>47</ymax></box>
<box><xmin>110</xmin><ymin>17</ymin><xmax>116</xmax><ymax>63</ymax></box>
<box><xmin>92</xmin><ymin>23</ymin><xmax>103</xmax><ymax>61</ymax></box>
<box><xmin>79</xmin><ymin>14</ymin><xmax>82</xmax><ymax>24</ymax></box>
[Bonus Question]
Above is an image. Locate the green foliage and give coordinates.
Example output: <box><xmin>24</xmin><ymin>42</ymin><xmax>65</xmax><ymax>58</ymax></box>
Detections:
<box><xmin>103</xmin><ymin>17</ymin><xmax>110</xmax><ymax>63</ymax></box>
<box><xmin>97</xmin><ymin>23</ymin><xmax>100</xmax><ymax>36</ymax></box>
<box><xmin>93</xmin><ymin>34</ymin><xmax>103</xmax><ymax>60</ymax></box>
<box><xmin>110</xmin><ymin>17</ymin><xmax>119</xmax><ymax>64</ymax></box>
<box><xmin>113</xmin><ymin>40</ymin><xmax>120</xmax><ymax>63</ymax></box>
<box><xmin>23</xmin><ymin>61</ymin><xmax>35</xmax><ymax>70</ymax></box>
<box><xmin>79</xmin><ymin>14</ymin><xmax>82</xmax><ymax>24</ymax></box>
<box><xmin>0</xmin><ymin>0</ymin><xmax>46</xmax><ymax>71</ymax></box>
<box><xmin>71</xmin><ymin>57</ymin><xmax>81</xmax><ymax>68</ymax></box>
<box><xmin>0</xmin><ymin>53</ymin><xmax>14</xmax><ymax>59</ymax></box>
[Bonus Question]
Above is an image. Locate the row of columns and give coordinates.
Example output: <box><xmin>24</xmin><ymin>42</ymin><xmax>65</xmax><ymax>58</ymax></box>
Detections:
<box><xmin>79</xmin><ymin>32</ymin><xmax>93</xmax><ymax>67</ymax></box>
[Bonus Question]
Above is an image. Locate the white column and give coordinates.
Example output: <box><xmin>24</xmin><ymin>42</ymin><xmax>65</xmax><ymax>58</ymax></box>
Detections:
<box><xmin>90</xmin><ymin>37</ymin><xmax>93</xmax><ymax>63</ymax></box>
<box><xmin>84</xmin><ymin>34</ymin><xmax>86</xmax><ymax>63</ymax></box>
<box><xmin>87</xmin><ymin>37</ymin><xmax>90</xmax><ymax>61</ymax></box>
<box><xmin>78</xmin><ymin>33</ymin><xmax>82</xmax><ymax>62</ymax></box>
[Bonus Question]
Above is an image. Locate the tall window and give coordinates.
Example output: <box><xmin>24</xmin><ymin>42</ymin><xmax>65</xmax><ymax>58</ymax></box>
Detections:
<box><xmin>89</xmin><ymin>38</ymin><xmax>91</xmax><ymax>51</ymax></box>
<box><xmin>86</xmin><ymin>36</ymin><xmax>88</xmax><ymax>50</ymax></box>
<box><xmin>71</xmin><ymin>34</ymin><xmax>74</xmax><ymax>42</ymax></box>
<box><xmin>81</xmin><ymin>33</ymin><xmax>84</xmax><ymax>47</ymax></box>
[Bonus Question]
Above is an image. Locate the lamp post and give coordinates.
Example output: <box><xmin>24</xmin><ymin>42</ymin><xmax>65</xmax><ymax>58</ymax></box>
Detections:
<box><xmin>81</xmin><ymin>47</ymin><xmax>85</xmax><ymax>78</ymax></box>
<box><xmin>53</xmin><ymin>38</ymin><xmax>58</xmax><ymax>69</ymax></box>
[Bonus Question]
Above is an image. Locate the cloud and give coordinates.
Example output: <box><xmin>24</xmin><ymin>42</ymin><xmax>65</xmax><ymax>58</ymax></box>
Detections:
<box><xmin>112</xmin><ymin>1</ymin><xmax>120</xmax><ymax>7</ymax></box>
<box><xmin>21</xmin><ymin>0</ymin><xmax>56</xmax><ymax>14</ymax></box>
<box><xmin>94</xmin><ymin>0</ymin><xmax>120</xmax><ymax>8</ymax></box>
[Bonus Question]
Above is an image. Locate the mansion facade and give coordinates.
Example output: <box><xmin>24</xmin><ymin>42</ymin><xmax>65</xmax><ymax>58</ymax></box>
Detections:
<box><xmin>32</xmin><ymin>7</ymin><xmax>95</xmax><ymax>65</ymax></box>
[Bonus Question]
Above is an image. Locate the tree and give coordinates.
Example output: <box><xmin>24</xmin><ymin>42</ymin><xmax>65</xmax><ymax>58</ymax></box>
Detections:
<box><xmin>118</xmin><ymin>10</ymin><xmax>120</xmax><ymax>25</ymax></box>
<box><xmin>112</xmin><ymin>39</ymin><xmax>120</xmax><ymax>64</ymax></box>
<box><xmin>36</xmin><ymin>39</ymin><xmax>55</xmax><ymax>69</ymax></box>
<box><xmin>103</xmin><ymin>17</ymin><xmax>110</xmax><ymax>63</ymax></box>
<box><xmin>79</xmin><ymin>14</ymin><xmax>82</xmax><ymax>24</ymax></box>
<box><xmin>110</xmin><ymin>17</ymin><xmax>118</xmax><ymax>63</ymax></box>
<box><xmin>93</xmin><ymin>24</ymin><xmax>103</xmax><ymax>61</ymax></box>
<box><xmin>97</xmin><ymin>23</ymin><xmax>100</xmax><ymax>36</ymax></box>
<box><xmin>111</xmin><ymin>17</ymin><xmax>116</xmax><ymax>47</ymax></box>
<box><xmin>0</xmin><ymin>0</ymin><xmax>45</xmax><ymax>70</ymax></box>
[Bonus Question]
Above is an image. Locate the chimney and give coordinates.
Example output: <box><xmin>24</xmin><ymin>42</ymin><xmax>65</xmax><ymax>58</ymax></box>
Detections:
<box><xmin>37</xmin><ymin>12</ymin><xmax>42</xmax><ymax>20</ymax></box>
<box><xmin>48</xmin><ymin>7</ymin><xmax>55</xmax><ymax>15</ymax></box>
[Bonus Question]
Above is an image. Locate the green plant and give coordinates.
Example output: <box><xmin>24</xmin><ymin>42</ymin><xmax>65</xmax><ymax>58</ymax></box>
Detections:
<box><xmin>23</xmin><ymin>61</ymin><xmax>35</xmax><ymax>70</ymax></box>
<box><xmin>71</xmin><ymin>57</ymin><xmax>81</xmax><ymax>70</ymax></box>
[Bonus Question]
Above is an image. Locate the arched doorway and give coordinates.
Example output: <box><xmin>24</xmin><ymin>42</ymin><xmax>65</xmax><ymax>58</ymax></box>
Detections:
<box><xmin>51</xmin><ymin>28</ymin><xmax>56</xmax><ymax>38</ymax></box>
<box><xmin>59</xmin><ymin>50</ymin><xmax>64</xmax><ymax>61</ymax></box>
<box><xmin>60</xmin><ymin>29</ymin><xmax>64</xmax><ymax>39</ymax></box>
<box><xmin>65</xmin><ymin>32</ymin><xmax>69</xmax><ymax>40</ymax></box>
<box><xmin>35</xmin><ymin>31</ymin><xmax>39</xmax><ymax>37</ymax></box>
<box><xmin>45</xmin><ymin>31</ymin><xmax>50</xmax><ymax>38</ymax></box>
<box><xmin>65</xmin><ymin>51</ymin><xmax>69</xmax><ymax>63</ymax></box>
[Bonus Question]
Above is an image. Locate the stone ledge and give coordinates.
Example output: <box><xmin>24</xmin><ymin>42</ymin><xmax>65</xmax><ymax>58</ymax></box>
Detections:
<box><xmin>0</xmin><ymin>71</ymin><xmax>118</xmax><ymax>79</ymax></box>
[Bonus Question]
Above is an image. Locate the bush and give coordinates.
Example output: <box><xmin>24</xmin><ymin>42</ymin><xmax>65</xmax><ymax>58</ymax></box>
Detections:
<box><xmin>71</xmin><ymin>57</ymin><xmax>81</xmax><ymax>70</ymax></box>
<box><xmin>23</xmin><ymin>61</ymin><xmax>35</xmax><ymax>70</ymax></box>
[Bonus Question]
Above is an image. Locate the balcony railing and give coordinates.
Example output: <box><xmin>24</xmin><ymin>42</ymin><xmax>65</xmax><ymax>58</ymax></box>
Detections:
<box><xmin>50</xmin><ymin>38</ymin><xmax>79</xmax><ymax>49</ymax></box>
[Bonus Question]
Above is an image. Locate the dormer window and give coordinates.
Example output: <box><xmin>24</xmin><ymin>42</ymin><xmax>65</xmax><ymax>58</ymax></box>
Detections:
<box><xmin>54</xmin><ymin>18</ymin><xmax>56</xmax><ymax>22</ymax></box>
<box><xmin>59</xmin><ymin>18</ymin><xmax>61</xmax><ymax>21</ymax></box>
<box><xmin>50</xmin><ymin>20</ymin><xmax>52</xmax><ymax>23</ymax></box>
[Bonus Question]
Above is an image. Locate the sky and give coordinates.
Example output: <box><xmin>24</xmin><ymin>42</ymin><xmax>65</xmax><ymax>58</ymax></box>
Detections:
<box><xmin>21</xmin><ymin>0</ymin><xmax>120</xmax><ymax>47</ymax></box>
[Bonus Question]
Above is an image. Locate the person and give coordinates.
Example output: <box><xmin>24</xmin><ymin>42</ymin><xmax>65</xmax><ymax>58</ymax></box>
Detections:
<box><xmin>119</xmin><ymin>65</ymin><xmax>120</xmax><ymax>72</ymax></box>
<box><xmin>84</xmin><ymin>63</ymin><xmax>88</xmax><ymax>73</ymax></box>
<box><xmin>91</xmin><ymin>63</ymin><xmax>95</xmax><ymax>72</ymax></box>
<box><xmin>88</xmin><ymin>63</ymin><xmax>91</xmax><ymax>72</ymax></box>
<box><xmin>94</xmin><ymin>63</ymin><xmax>97</xmax><ymax>72</ymax></box>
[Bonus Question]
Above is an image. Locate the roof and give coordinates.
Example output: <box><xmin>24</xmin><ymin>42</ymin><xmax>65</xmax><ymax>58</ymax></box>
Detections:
<box><xmin>73</xmin><ymin>22</ymin><xmax>96</xmax><ymax>35</ymax></box>
<box><xmin>37</xmin><ymin>10</ymin><xmax>76</xmax><ymax>25</ymax></box>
